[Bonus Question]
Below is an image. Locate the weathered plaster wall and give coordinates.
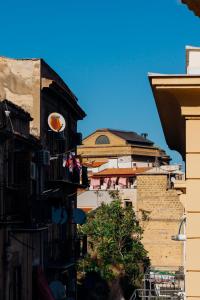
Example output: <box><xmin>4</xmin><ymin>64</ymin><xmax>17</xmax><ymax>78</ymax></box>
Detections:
<box><xmin>0</xmin><ymin>57</ymin><xmax>41</xmax><ymax>136</ymax></box>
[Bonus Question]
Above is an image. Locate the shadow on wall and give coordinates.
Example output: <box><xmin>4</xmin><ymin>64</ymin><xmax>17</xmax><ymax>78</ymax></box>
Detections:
<box><xmin>77</xmin><ymin>271</ymin><xmax>135</xmax><ymax>300</ymax></box>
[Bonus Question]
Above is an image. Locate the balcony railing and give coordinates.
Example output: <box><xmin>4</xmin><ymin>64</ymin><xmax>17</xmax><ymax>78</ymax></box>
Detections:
<box><xmin>89</xmin><ymin>183</ymin><xmax>137</xmax><ymax>191</ymax></box>
<box><xmin>48</xmin><ymin>156</ymin><xmax>88</xmax><ymax>186</ymax></box>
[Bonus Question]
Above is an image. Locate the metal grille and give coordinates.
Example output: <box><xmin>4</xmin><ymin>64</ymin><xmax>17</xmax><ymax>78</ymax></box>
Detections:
<box><xmin>129</xmin><ymin>271</ymin><xmax>185</xmax><ymax>300</ymax></box>
<box><xmin>130</xmin><ymin>289</ymin><xmax>184</xmax><ymax>300</ymax></box>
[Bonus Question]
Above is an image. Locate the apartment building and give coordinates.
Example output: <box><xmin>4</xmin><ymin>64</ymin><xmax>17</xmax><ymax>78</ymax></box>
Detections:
<box><xmin>149</xmin><ymin>45</ymin><xmax>200</xmax><ymax>299</ymax></box>
<box><xmin>0</xmin><ymin>57</ymin><xmax>87</xmax><ymax>300</ymax></box>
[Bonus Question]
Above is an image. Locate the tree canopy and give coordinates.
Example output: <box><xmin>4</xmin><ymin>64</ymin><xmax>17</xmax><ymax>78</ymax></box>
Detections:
<box><xmin>79</xmin><ymin>194</ymin><xmax>150</xmax><ymax>292</ymax></box>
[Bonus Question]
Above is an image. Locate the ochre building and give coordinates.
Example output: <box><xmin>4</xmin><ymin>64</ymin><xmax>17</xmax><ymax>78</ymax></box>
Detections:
<box><xmin>149</xmin><ymin>46</ymin><xmax>200</xmax><ymax>298</ymax></box>
<box><xmin>137</xmin><ymin>173</ymin><xmax>184</xmax><ymax>272</ymax></box>
<box><xmin>78</xmin><ymin>128</ymin><xmax>170</xmax><ymax>165</ymax></box>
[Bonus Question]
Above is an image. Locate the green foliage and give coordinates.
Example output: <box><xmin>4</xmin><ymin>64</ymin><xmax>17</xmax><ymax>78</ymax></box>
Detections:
<box><xmin>78</xmin><ymin>197</ymin><xmax>150</xmax><ymax>288</ymax></box>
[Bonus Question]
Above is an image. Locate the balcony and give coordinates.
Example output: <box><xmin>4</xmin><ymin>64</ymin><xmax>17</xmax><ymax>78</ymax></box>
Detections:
<box><xmin>89</xmin><ymin>177</ymin><xmax>136</xmax><ymax>191</ymax></box>
<box><xmin>47</xmin><ymin>156</ymin><xmax>88</xmax><ymax>188</ymax></box>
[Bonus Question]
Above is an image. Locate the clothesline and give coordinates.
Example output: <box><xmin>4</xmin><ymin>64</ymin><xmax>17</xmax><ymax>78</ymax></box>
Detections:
<box><xmin>50</xmin><ymin>148</ymin><xmax>77</xmax><ymax>160</ymax></box>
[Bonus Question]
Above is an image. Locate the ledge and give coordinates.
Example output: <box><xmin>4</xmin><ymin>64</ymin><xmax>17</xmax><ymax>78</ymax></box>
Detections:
<box><xmin>174</xmin><ymin>180</ymin><xmax>187</xmax><ymax>194</ymax></box>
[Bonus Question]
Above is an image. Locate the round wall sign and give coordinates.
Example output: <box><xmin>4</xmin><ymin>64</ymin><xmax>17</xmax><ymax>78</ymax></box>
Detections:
<box><xmin>48</xmin><ymin>112</ymin><xmax>66</xmax><ymax>132</ymax></box>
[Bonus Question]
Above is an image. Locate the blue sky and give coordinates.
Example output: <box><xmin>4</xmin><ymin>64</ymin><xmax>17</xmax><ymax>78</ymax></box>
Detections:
<box><xmin>1</xmin><ymin>0</ymin><xmax>200</xmax><ymax>163</ymax></box>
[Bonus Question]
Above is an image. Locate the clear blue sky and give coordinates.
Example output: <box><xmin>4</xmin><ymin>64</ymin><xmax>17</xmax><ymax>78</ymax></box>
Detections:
<box><xmin>1</xmin><ymin>0</ymin><xmax>200</xmax><ymax>163</ymax></box>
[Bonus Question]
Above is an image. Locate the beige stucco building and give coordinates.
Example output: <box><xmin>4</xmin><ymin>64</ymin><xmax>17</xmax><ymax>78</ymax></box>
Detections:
<box><xmin>78</xmin><ymin>128</ymin><xmax>170</xmax><ymax>165</ymax></box>
<box><xmin>149</xmin><ymin>46</ymin><xmax>200</xmax><ymax>299</ymax></box>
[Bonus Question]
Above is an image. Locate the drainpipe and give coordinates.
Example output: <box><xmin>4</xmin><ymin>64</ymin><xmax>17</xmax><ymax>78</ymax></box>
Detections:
<box><xmin>4</xmin><ymin>229</ymin><xmax>12</xmax><ymax>300</ymax></box>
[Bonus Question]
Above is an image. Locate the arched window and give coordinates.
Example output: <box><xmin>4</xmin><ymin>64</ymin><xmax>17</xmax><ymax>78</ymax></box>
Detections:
<box><xmin>95</xmin><ymin>135</ymin><xmax>110</xmax><ymax>144</ymax></box>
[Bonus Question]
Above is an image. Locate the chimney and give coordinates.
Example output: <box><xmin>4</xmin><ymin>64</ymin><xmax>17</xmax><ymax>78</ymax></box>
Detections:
<box><xmin>186</xmin><ymin>46</ymin><xmax>200</xmax><ymax>74</ymax></box>
<box><xmin>141</xmin><ymin>133</ymin><xmax>148</xmax><ymax>139</ymax></box>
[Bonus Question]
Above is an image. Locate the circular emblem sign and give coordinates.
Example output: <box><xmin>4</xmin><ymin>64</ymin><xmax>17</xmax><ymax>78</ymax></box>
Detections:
<box><xmin>48</xmin><ymin>112</ymin><xmax>66</xmax><ymax>132</ymax></box>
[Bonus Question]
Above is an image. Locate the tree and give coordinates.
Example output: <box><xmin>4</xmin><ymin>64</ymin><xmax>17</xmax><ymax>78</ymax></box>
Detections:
<box><xmin>78</xmin><ymin>193</ymin><xmax>150</xmax><ymax>296</ymax></box>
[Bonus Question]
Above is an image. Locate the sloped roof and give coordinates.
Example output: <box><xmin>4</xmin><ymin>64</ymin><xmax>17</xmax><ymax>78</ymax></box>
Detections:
<box><xmin>92</xmin><ymin>167</ymin><xmax>151</xmax><ymax>177</ymax></box>
<box><xmin>83</xmin><ymin>161</ymin><xmax>106</xmax><ymax>168</ymax></box>
<box><xmin>94</xmin><ymin>128</ymin><xmax>154</xmax><ymax>146</ymax></box>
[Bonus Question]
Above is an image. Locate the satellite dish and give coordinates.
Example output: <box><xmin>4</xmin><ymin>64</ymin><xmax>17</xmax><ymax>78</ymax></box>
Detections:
<box><xmin>48</xmin><ymin>112</ymin><xmax>66</xmax><ymax>132</ymax></box>
<box><xmin>52</xmin><ymin>207</ymin><xmax>68</xmax><ymax>224</ymax></box>
<box><xmin>73</xmin><ymin>208</ymin><xmax>86</xmax><ymax>224</ymax></box>
<box><xmin>49</xmin><ymin>280</ymin><xmax>66</xmax><ymax>299</ymax></box>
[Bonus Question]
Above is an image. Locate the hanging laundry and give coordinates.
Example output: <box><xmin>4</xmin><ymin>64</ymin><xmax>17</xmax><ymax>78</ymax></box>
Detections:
<box><xmin>110</xmin><ymin>177</ymin><xmax>117</xmax><ymax>185</ymax></box>
<box><xmin>74</xmin><ymin>157</ymin><xmax>81</xmax><ymax>173</ymax></box>
<box><xmin>68</xmin><ymin>153</ymin><xmax>74</xmax><ymax>173</ymax></box>
<box><xmin>63</xmin><ymin>152</ymin><xmax>74</xmax><ymax>173</ymax></box>
<box><xmin>90</xmin><ymin>178</ymin><xmax>100</xmax><ymax>188</ymax></box>
<box><xmin>62</xmin><ymin>154</ymin><xmax>68</xmax><ymax>167</ymax></box>
<box><xmin>110</xmin><ymin>177</ymin><xmax>117</xmax><ymax>188</ymax></box>
<box><xmin>118</xmin><ymin>177</ymin><xmax>127</xmax><ymax>187</ymax></box>
<box><xmin>62</xmin><ymin>152</ymin><xmax>83</xmax><ymax>185</ymax></box>
<box><xmin>103</xmin><ymin>177</ymin><xmax>111</xmax><ymax>188</ymax></box>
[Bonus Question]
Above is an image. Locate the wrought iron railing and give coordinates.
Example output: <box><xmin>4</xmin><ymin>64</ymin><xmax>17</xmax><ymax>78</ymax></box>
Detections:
<box><xmin>130</xmin><ymin>289</ymin><xmax>184</xmax><ymax>300</ymax></box>
<box><xmin>48</xmin><ymin>156</ymin><xmax>88</xmax><ymax>186</ymax></box>
<box><xmin>129</xmin><ymin>270</ymin><xmax>185</xmax><ymax>300</ymax></box>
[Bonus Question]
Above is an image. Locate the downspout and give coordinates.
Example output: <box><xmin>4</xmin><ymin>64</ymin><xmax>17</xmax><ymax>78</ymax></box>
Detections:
<box><xmin>4</xmin><ymin>229</ymin><xmax>12</xmax><ymax>300</ymax></box>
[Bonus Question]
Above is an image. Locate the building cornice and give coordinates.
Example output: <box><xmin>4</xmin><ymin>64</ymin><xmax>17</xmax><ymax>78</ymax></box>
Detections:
<box><xmin>149</xmin><ymin>74</ymin><xmax>200</xmax><ymax>160</ymax></box>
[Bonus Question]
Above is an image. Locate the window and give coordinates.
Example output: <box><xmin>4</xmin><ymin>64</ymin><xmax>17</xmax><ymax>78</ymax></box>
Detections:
<box><xmin>124</xmin><ymin>200</ymin><xmax>133</xmax><ymax>208</ymax></box>
<box><xmin>95</xmin><ymin>135</ymin><xmax>110</xmax><ymax>144</ymax></box>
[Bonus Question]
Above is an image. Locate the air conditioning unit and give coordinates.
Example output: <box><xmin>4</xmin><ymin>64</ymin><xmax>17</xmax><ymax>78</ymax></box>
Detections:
<box><xmin>31</xmin><ymin>162</ymin><xmax>37</xmax><ymax>180</ymax></box>
<box><xmin>37</xmin><ymin>150</ymin><xmax>50</xmax><ymax>166</ymax></box>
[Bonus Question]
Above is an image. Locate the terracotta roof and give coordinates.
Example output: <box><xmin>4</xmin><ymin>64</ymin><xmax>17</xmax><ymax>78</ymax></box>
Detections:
<box><xmin>182</xmin><ymin>0</ymin><xmax>200</xmax><ymax>17</ymax></box>
<box><xmin>83</xmin><ymin>161</ymin><xmax>106</xmax><ymax>168</ymax></box>
<box><xmin>81</xmin><ymin>207</ymin><xmax>92</xmax><ymax>212</ymax></box>
<box><xmin>92</xmin><ymin>167</ymin><xmax>151</xmax><ymax>177</ymax></box>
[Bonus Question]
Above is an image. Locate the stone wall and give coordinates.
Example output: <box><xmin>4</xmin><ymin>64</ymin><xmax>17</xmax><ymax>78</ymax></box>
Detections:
<box><xmin>137</xmin><ymin>174</ymin><xmax>184</xmax><ymax>271</ymax></box>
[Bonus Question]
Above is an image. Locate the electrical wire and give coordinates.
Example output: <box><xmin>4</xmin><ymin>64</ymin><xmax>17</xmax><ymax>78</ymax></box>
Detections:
<box><xmin>50</xmin><ymin>147</ymin><xmax>77</xmax><ymax>160</ymax></box>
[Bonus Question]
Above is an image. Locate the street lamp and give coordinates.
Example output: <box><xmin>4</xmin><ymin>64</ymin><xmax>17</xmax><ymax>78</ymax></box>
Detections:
<box><xmin>171</xmin><ymin>216</ymin><xmax>186</xmax><ymax>241</ymax></box>
<box><xmin>171</xmin><ymin>215</ymin><xmax>186</xmax><ymax>299</ymax></box>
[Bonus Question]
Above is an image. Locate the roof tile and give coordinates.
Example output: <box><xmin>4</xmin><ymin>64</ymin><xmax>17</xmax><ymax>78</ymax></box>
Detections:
<box><xmin>92</xmin><ymin>167</ymin><xmax>151</xmax><ymax>177</ymax></box>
